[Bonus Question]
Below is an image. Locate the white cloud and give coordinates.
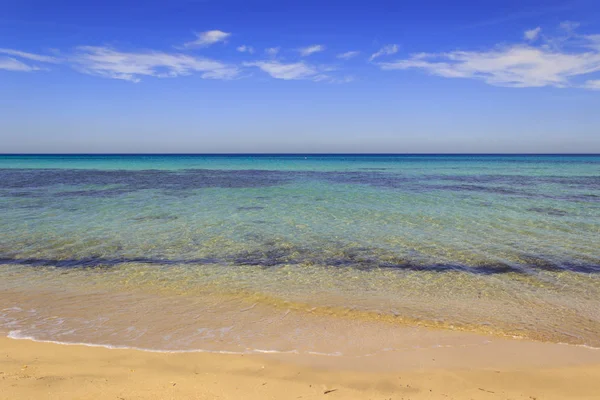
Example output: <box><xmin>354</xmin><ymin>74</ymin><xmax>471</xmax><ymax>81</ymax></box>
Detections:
<box><xmin>337</xmin><ymin>51</ymin><xmax>360</xmax><ymax>60</ymax></box>
<box><xmin>265</xmin><ymin>47</ymin><xmax>280</xmax><ymax>57</ymax></box>
<box><xmin>582</xmin><ymin>34</ymin><xmax>600</xmax><ymax>51</ymax></box>
<box><xmin>0</xmin><ymin>48</ymin><xmax>59</xmax><ymax>72</ymax></box>
<box><xmin>324</xmin><ymin>75</ymin><xmax>356</xmax><ymax>84</ymax></box>
<box><xmin>244</xmin><ymin>60</ymin><xmax>350</xmax><ymax>83</ymax></box>
<box><xmin>369</xmin><ymin>44</ymin><xmax>399</xmax><ymax>61</ymax></box>
<box><xmin>244</xmin><ymin>60</ymin><xmax>318</xmax><ymax>80</ymax></box>
<box><xmin>183</xmin><ymin>30</ymin><xmax>231</xmax><ymax>48</ymax></box>
<box><xmin>236</xmin><ymin>45</ymin><xmax>255</xmax><ymax>54</ymax></box>
<box><xmin>560</xmin><ymin>21</ymin><xmax>580</xmax><ymax>33</ymax></box>
<box><xmin>524</xmin><ymin>27</ymin><xmax>542</xmax><ymax>41</ymax></box>
<box><xmin>0</xmin><ymin>56</ymin><xmax>40</xmax><ymax>71</ymax></box>
<box><xmin>0</xmin><ymin>48</ymin><xmax>59</xmax><ymax>63</ymax></box>
<box><xmin>298</xmin><ymin>44</ymin><xmax>325</xmax><ymax>57</ymax></box>
<box><xmin>72</xmin><ymin>46</ymin><xmax>239</xmax><ymax>82</ymax></box>
<box><xmin>379</xmin><ymin>24</ymin><xmax>600</xmax><ymax>89</ymax></box>
<box><xmin>583</xmin><ymin>79</ymin><xmax>600</xmax><ymax>89</ymax></box>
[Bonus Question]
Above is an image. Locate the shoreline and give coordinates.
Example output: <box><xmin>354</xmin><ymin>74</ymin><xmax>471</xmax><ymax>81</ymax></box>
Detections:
<box><xmin>3</xmin><ymin>330</ymin><xmax>600</xmax><ymax>399</ymax></box>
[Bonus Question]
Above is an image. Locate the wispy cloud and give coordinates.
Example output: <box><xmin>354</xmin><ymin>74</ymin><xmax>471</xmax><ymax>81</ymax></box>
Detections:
<box><xmin>0</xmin><ymin>56</ymin><xmax>40</xmax><ymax>71</ymax></box>
<box><xmin>584</xmin><ymin>79</ymin><xmax>600</xmax><ymax>90</ymax></box>
<box><xmin>236</xmin><ymin>45</ymin><xmax>254</xmax><ymax>54</ymax></box>
<box><xmin>72</xmin><ymin>46</ymin><xmax>239</xmax><ymax>82</ymax></box>
<box><xmin>524</xmin><ymin>27</ymin><xmax>542</xmax><ymax>41</ymax></box>
<box><xmin>182</xmin><ymin>30</ymin><xmax>231</xmax><ymax>48</ymax></box>
<box><xmin>337</xmin><ymin>51</ymin><xmax>360</xmax><ymax>60</ymax></box>
<box><xmin>265</xmin><ymin>47</ymin><xmax>280</xmax><ymax>57</ymax></box>
<box><xmin>369</xmin><ymin>44</ymin><xmax>398</xmax><ymax>61</ymax></box>
<box><xmin>0</xmin><ymin>48</ymin><xmax>59</xmax><ymax>72</ymax></box>
<box><xmin>560</xmin><ymin>20</ymin><xmax>580</xmax><ymax>33</ymax></box>
<box><xmin>244</xmin><ymin>60</ymin><xmax>318</xmax><ymax>80</ymax></box>
<box><xmin>298</xmin><ymin>44</ymin><xmax>325</xmax><ymax>57</ymax></box>
<box><xmin>0</xmin><ymin>48</ymin><xmax>59</xmax><ymax>63</ymax></box>
<box><xmin>378</xmin><ymin>24</ymin><xmax>600</xmax><ymax>89</ymax></box>
<box><xmin>244</xmin><ymin>60</ymin><xmax>350</xmax><ymax>84</ymax></box>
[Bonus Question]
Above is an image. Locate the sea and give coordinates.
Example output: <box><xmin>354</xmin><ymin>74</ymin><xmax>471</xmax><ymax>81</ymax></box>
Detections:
<box><xmin>1</xmin><ymin>154</ymin><xmax>599</xmax><ymax>355</ymax></box>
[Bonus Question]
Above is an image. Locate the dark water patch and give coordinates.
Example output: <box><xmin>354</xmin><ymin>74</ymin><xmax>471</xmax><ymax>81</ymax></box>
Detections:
<box><xmin>0</xmin><ymin>169</ymin><xmax>293</xmax><ymax>192</ymax></box>
<box><xmin>4</xmin><ymin>201</ymin><xmax>47</xmax><ymax>210</ymax></box>
<box><xmin>527</xmin><ymin>207</ymin><xmax>569</xmax><ymax>217</ymax></box>
<box><xmin>53</xmin><ymin>188</ymin><xmax>133</xmax><ymax>198</ymax></box>
<box><xmin>252</xmin><ymin>220</ymin><xmax>269</xmax><ymax>224</ymax></box>
<box><xmin>0</xmin><ymin>256</ymin><xmax>220</xmax><ymax>269</ymax></box>
<box><xmin>295</xmin><ymin>170</ymin><xmax>412</xmax><ymax>188</ymax></box>
<box><xmin>226</xmin><ymin>244</ymin><xmax>600</xmax><ymax>274</ymax></box>
<box><xmin>232</xmin><ymin>246</ymin><xmax>304</xmax><ymax>267</ymax></box>
<box><xmin>3</xmin><ymin>169</ymin><xmax>597</xmax><ymax>200</ymax></box>
<box><xmin>376</xmin><ymin>262</ymin><xmax>524</xmax><ymax>275</ymax></box>
<box><xmin>0</xmin><ymin>189</ymin><xmax>45</xmax><ymax>198</ymax></box>
<box><xmin>568</xmin><ymin>194</ymin><xmax>600</xmax><ymax>202</ymax></box>
<box><xmin>358</xmin><ymin>167</ymin><xmax>389</xmax><ymax>170</ymax></box>
<box><xmin>542</xmin><ymin>193</ymin><xmax>600</xmax><ymax>203</ymax></box>
<box><xmin>559</xmin><ymin>262</ymin><xmax>600</xmax><ymax>273</ymax></box>
<box><xmin>131</xmin><ymin>215</ymin><xmax>179</xmax><ymax>222</ymax></box>
<box><xmin>237</xmin><ymin>206</ymin><xmax>265</xmax><ymax>211</ymax></box>
<box><xmin>431</xmin><ymin>184</ymin><xmax>526</xmax><ymax>196</ymax></box>
<box><xmin>432</xmin><ymin>174</ymin><xmax>536</xmax><ymax>187</ymax></box>
<box><xmin>430</xmin><ymin>174</ymin><xmax>600</xmax><ymax>187</ymax></box>
<box><xmin>58</xmin><ymin>205</ymin><xmax>83</xmax><ymax>212</ymax></box>
<box><xmin>517</xmin><ymin>255</ymin><xmax>600</xmax><ymax>273</ymax></box>
<box><xmin>1</xmin><ymin>252</ymin><xmax>598</xmax><ymax>274</ymax></box>
<box><xmin>539</xmin><ymin>176</ymin><xmax>600</xmax><ymax>186</ymax></box>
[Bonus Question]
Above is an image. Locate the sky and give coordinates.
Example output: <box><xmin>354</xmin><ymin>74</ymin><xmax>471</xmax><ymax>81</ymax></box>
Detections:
<box><xmin>1</xmin><ymin>0</ymin><xmax>600</xmax><ymax>153</ymax></box>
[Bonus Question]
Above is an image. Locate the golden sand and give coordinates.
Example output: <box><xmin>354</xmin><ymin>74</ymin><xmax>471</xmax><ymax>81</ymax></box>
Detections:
<box><xmin>2</xmin><ymin>332</ymin><xmax>600</xmax><ymax>400</ymax></box>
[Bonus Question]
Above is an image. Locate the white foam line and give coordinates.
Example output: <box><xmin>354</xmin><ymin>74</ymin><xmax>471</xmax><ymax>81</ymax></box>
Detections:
<box><xmin>556</xmin><ymin>341</ymin><xmax>600</xmax><ymax>350</ymax></box>
<box><xmin>7</xmin><ymin>331</ymin><xmax>599</xmax><ymax>358</ymax></box>
<box><xmin>506</xmin><ymin>333</ymin><xmax>600</xmax><ymax>350</ymax></box>
<box><xmin>7</xmin><ymin>331</ymin><xmax>243</xmax><ymax>354</ymax></box>
<box><xmin>251</xmin><ymin>348</ymin><xmax>299</xmax><ymax>355</ymax></box>
<box><xmin>5</xmin><ymin>331</ymin><xmax>345</xmax><ymax>356</ymax></box>
<box><xmin>307</xmin><ymin>351</ymin><xmax>343</xmax><ymax>356</ymax></box>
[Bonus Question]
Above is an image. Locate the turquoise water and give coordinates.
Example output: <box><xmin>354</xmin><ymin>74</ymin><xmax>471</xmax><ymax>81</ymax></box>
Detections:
<box><xmin>1</xmin><ymin>155</ymin><xmax>599</xmax><ymax>352</ymax></box>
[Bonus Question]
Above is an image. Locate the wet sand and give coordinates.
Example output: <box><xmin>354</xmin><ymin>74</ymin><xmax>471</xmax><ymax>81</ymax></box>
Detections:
<box><xmin>2</xmin><ymin>334</ymin><xmax>600</xmax><ymax>399</ymax></box>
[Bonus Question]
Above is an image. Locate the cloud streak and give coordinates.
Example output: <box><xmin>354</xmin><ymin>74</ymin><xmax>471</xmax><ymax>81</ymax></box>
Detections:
<box><xmin>243</xmin><ymin>60</ymin><xmax>346</xmax><ymax>83</ymax></box>
<box><xmin>524</xmin><ymin>27</ymin><xmax>542</xmax><ymax>41</ymax></box>
<box><xmin>584</xmin><ymin>79</ymin><xmax>600</xmax><ymax>90</ymax></box>
<box><xmin>72</xmin><ymin>46</ymin><xmax>239</xmax><ymax>82</ymax></box>
<box><xmin>299</xmin><ymin>44</ymin><xmax>325</xmax><ymax>57</ymax></box>
<box><xmin>236</xmin><ymin>45</ymin><xmax>254</xmax><ymax>54</ymax></box>
<box><xmin>337</xmin><ymin>51</ymin><xmax>360</xmax><ymax>60</ymax></box>
<box><xmin>182</xmin><ymin>30</ymin><xmax>231</xmax><ymax>48</ymax></box>
<box><xmin>244</xmin><ymin>60</ymin><xmax>319</xmax><ymax>80</ymax></box>
<box><xmin>0</xmin><ymin>48</ymin><xmax>59</xmax><ymax>72</ymax></box>
<box><xmin>0</xmin><ymin>57</ymin><xmax>40</xmax><ymax>72</ymax></box>
<box><xmin>369</xmin><ymin>44</ymin><xmax>398</xmax><ymax>61</ymax></box>
<box><xmin>265</xmin><ymin>47</ymin><xmax>280</xmax><ymax>57</ymax></box>
<box><xmin>379</xmin><ymin>24</ymin><xmax>600</xmax><ymax>89</ymax></box>
<box><xmin>0</xmin><ymin>48</ymin><xmax>60</xmax><ymax>63</ymax></box>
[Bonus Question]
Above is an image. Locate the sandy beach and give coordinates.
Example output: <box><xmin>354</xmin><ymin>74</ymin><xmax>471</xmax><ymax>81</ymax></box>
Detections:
<box><xmin>2</xmin><ymin>333</ymin><xmax>600</xmax><ymax>400</ymax></box>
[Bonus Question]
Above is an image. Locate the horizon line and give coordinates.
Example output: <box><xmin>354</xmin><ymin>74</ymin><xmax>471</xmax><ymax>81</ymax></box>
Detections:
<box><xmin>1</xmin><ymin>153</ymin><xmax>600</xmax><ymax>156</ymax></box>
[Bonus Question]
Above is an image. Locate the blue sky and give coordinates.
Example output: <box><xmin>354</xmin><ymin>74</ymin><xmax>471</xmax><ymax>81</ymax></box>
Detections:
<box><xmin>1</xmin><ymin>0</ymin><xmax>600</xmax><ymax>153</ymax></box>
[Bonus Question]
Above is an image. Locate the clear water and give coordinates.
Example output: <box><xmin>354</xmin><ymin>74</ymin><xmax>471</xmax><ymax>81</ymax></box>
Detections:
<box><xmin>1</xmin><ymin>155</ymin><xmax>599</xmax><ymax>353</ymax></box>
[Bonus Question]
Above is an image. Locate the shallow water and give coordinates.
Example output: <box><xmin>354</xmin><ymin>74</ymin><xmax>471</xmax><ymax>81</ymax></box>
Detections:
<box><xmin>1</xmin><ymin>154</ymin><xmax>599</xmax><ymax>352</ymax></box>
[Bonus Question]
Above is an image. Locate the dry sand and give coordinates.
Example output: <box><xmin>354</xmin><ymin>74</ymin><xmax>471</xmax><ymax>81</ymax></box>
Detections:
<box><xmin>2</xmin><ymin>334</ymin><xmax>600</xmax><ymax>400</ymax></box>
